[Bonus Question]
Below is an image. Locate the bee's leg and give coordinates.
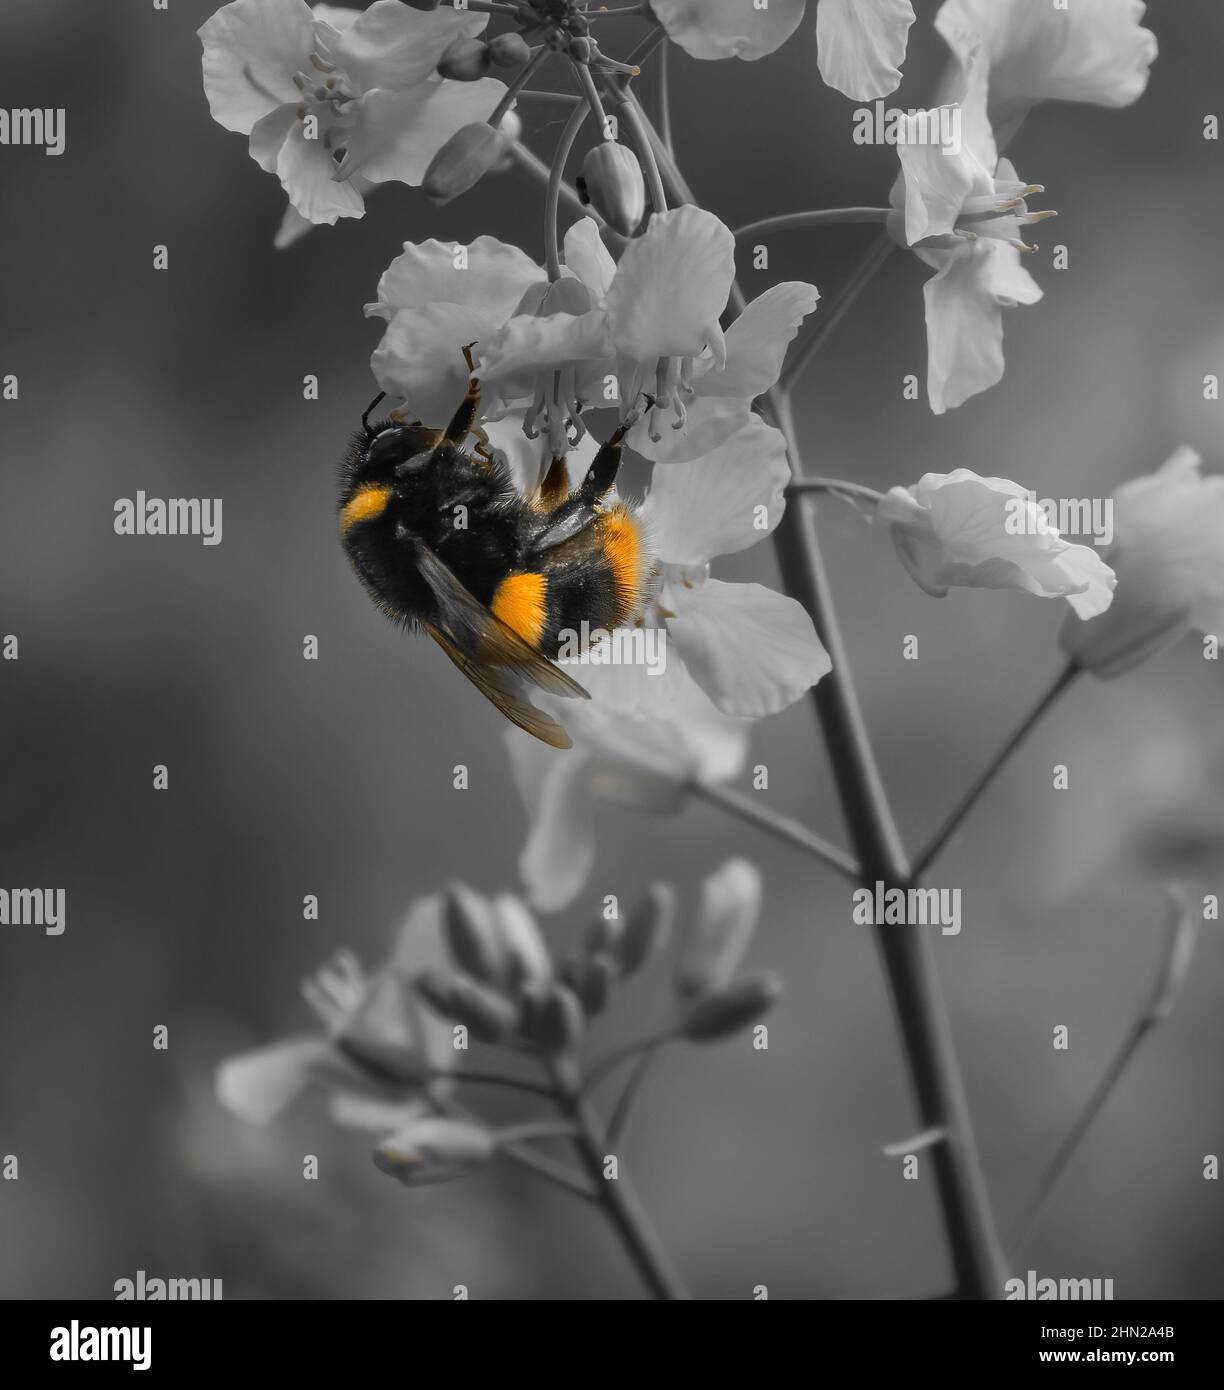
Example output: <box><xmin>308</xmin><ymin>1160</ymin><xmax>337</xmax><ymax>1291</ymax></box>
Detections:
<box><xmin>361</xmin><ymin>391</ymin><xmax>386</xmax><ymax>434</ymax></box>
<box><xmin>440</xmin><ymin>343</ymin><xmax>483</xmax><ymax>447</ymax></box>
<box><xmin>538</xmin><ymin>455</ymin><xmax>570</xmax><ymax>507</ymax></box>
<box><xmin>571</xmin><ymin>397</ymin><xmax>650</xmax><ymax>505</ymax></box>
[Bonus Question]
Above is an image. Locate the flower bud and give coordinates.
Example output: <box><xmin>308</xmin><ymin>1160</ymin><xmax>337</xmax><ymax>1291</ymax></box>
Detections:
<box><xmin>374</xmin><ymin>1116</ymin><xmax>496</xmax><ymax>1186</ymax></box>
<box><xmin>525</xmin><ymin>983</ymin><xmax>584</xmax><ymax>1053</ymax></box>
<box><xmin>492</xmin><ymin>894</ymin><xmax>552</xmax><ymax>991</ymax></box>
<box><xmin>423</xmin><ymin>123</ymin><xmax>509</xmax><ymax>203</ymax></box>
<box><xmin>574</xmin><ymin>952</ymin><xmax>617</xmax><ymax>1015</ymax></box>
<box><xmin>487</xmin><ymin>32</ymin><xmax>531</xmax><ymax>69</ymax></box>
<box><xmin>676</xmin><ymin>858</ymin><xmax>761</xmax><ymax>999</ymax></box>
<box><xmin>442</xmin><ymin>882</ymin><xmax>503</xmax><ymax>984</ymax></box>
<box><xmin>580</xmin><ymin>141</ymin><xmax>647</xmax><ymax>237</ymax></box>
<box><xmin>335</xmin><ymin>1035</ymin><xmax>429</xmax><ymax>1089</ymax></box>
<box><xmin>679</xmin><ymin>971</ymin><xmax>782</xmax><ymax>1042</ymax></box>
<box><xmin>416</xmin><ymin>969</ymin><xmax>518</xmax><ymax>1043</ymax></box>
<box><xmin>437</xmin><ymin>37</ymin><xmax>491</xmax><ymax>82</ymax></box>
<box><xmin>618</xmin><ymin>884</ymin><xmax>675</xmax><ymax>976</ymax></box>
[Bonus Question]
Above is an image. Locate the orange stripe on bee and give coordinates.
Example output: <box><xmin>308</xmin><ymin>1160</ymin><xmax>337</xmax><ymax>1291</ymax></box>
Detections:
<box><xmin>491</xmin><ymin>571</ymin><xmax>548</xmax><ymax>649</ymax></box>
<box><xmin>599</xmin><ymin>506</ymin><xmax>646</xmax><ymax>623</ymax></box>
<box><xmin>339</xmin><ymin>485</ymin><xmax>392</xmax><ymax>536</ymax></box>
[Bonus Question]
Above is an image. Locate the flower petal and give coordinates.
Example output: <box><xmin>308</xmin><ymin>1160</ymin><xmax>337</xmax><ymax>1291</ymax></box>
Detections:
<box><xmin>641</xmin><ymin>416</ymin><xmax>791</xmax><ymax>565</ymax></box>
<box><xmin>564</xmin><ymin>217</ymin><xmax>617</xmax><ymax>300</ymax></box>
<box><xmin>700</xmin><ymin>281</ymin><xmax>820</xmax><ymax>399</ymax></box>
<box><xmin>507</xmin><ymin>739</ymin><xmax>596</xmax><ymax>913</ymax></box>
<box><xmin>371</xmin><ymin>301</ymin><xmax>500</xmax><ymax>422</ymax></box>
<box><xmin>626</xmin><ymin>396</ymin><xmax>753</xmax><ymax>466</ymax></box>
<box><xmin>605</xmin><ymin>205</ymin><xmax>736</xmax><ymax>364</ymax></box>
<box><xmin>652</xmin><ymin>0</ymin><xmax>806</xmax><ymax>61</ymax></box>
<box><xmin>920</xmin><ymin>239</ymin><xmax>1041</xmax><ymax>414</ymax></box>
<box><xmin>817</xmin><ymin>0</ymin><xmax>916</xmax><ymax>101</ymax></box>
<box><xmin>368</xmin><ymin>234</ymin><xmax>542</xmax><ymax>322</ymax></box>
<box><xmin>936</xmin><ymin>0</ymin><xmax>1157</xmax><ymax>137</ymax></box>
<box><xmin>336</xmin><ymin>0</ymin><xmax>487</xmax><ymax>92</ymax></box>
<box><xmin>345</xmin><ymin>78</ymin><xmax>505</xmax><ymax>187</ymax></box>
<box><xmin>216</xmin><ymin>1035</ymin><xmax>326</xmax><ymax>1124</ymax></box>
<box><xmin>669</xmin><ymin>579</ymin><xmax>832</xmax><ymax>718</ymax></box>
<box><xmin>249</xmin><ymin>101</ymin><xmax>298</xmax><ymax>175</ymax></box>
<box><xmin>199</xmin><ymin>0</ymin><xmax>314</xmax><ymax>135</ymax></box>
<box><xmin>275</xmin><ymin>119</ymin><xmax>366</xmax><ymax>223</ymax></box>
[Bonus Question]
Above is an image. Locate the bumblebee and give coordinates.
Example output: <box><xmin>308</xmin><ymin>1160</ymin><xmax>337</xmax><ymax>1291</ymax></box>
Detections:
<box><xmin>339</xmin><ymin>350</ymin><xmax>650</xmax><ymax>748</ymax></box>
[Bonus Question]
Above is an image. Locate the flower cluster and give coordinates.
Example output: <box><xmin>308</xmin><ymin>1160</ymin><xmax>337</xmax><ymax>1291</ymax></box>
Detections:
<box><xmin>217</xmin><ymin>867</ymin><xmax>781</xmax><ymax>1191</ymax></box>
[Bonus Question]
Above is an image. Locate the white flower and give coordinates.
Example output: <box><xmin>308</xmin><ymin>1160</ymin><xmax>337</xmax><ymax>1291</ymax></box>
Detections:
<box><xmin>199</xmin><ymin>0</ymin><xmax>503</xmax><ymax>226</ymax></box>
<box><xmin>366</xmin><ymin>235</ymin><xmax>545</xmax><ymax>424</ymax></box>
<box><xmin>653</xmin><ymin>0</ymin><xmax>915</xmax><ymax>101</ymax></box>
<box><xmin>216</xmin><ymin>897</ymin><xmax>453</xmax><ymax>1128</ymax></box>
<box><xmin>936</xmin><ymin>0</ymin><xmax>1157</xmax><ymax>144</ymax></box>
<box><xmin>1061</xmin><ymin>448</ymin><xmax>1224</xmax><ymax>677</ymax></box>
<box><xmin>878</xmin><ymin>469</ymin><xmax>1116</xmax><ymax>617</ymax></box>
<box><xmin>632</xmin><ymin>417</ymin><xmax>832</xmax><ymax>715</ymax></box>
<box><xmin>477</xmin><ymin>210</ymin><xmax>817</xmax><ymax>463</ymax></box>
<box><xmin>887</xmin><ymin>45</ymin><xmax>1051</xmax><ymax>413</ymax></box>
<box><xmin>507</xmin><ymin>669</ymin><xmax>752</xmax><ymax>912</ymax></box>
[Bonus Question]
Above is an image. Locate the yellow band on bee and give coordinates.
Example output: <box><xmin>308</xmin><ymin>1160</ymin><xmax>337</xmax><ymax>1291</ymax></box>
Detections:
<box><xmin>491</xmin><ymin>571</ymin><xmax>548</xmax><ymax>649</ymax></box>
<box><xmin>339</xmin><ymin>484</ymin><xmax>392</xmax><ymax>535</ymax></box>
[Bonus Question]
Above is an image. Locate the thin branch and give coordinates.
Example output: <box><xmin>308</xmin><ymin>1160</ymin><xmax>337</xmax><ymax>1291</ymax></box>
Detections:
<box><xmin>585</xmin><ymin>1030</ymin><xmax>676</xmax><ymax>1090</ymax></box>
<box><xmin>778</xmin><ymin>232</ymin><xmax>896</xmax><ymax>394</ymax></box>
<box><xmin>690</xmin><ymin>781</ymin><xmax>859</xmax><ymax>880</ymax></box>
<box><xmin>436</xmin><ymin>1095</ymin><xmax>596</xmax><ymax>1202</ymax></box>
<box><xmin>912</xmin><ymin>663</ymin><xmax>1080</xmax><ymax>879</ymax></box>
<box><xmin>786</xmin><ymin>477</ymin><xmax>885</xmax><ymax>506</ymax></box>
<box><xmin>545</xmin><ymin>101</ymin><xmax>591</xmax><ymax>280</ymax></box>
<box><xmin>656</xmin><ymin>38</ymin><xmax>674</xmax><ymax>156</ymax></box>
<box><xmin>734</xmin><ymin>208</ymin><xmax>891</xmax><ymax>239</ymax></box>
<box><xmin>1008</xmin><ymin>885</ymin><xmax>1200</xmax><ymax>1254</ymax></box>
<box><xmin>557</xmin><ymin>1076</ymin><xmax>692</xmax><ymax>1299</ymax></box>
<box><xmin>607</xmin><ymin>1040</ymin><xmax>663</xmax><ymax>1145</ymax></box>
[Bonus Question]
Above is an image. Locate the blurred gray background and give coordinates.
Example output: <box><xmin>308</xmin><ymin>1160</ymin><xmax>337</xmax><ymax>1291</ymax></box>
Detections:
<box><xmin>1</xmin><ymin>0</ymin><xmax>1221</xmax><ymax>1299</ymax></box>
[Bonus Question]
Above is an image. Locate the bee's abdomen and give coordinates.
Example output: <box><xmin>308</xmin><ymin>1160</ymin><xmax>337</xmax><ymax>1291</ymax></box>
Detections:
<box><xmin>490</xmin><ymin>506</ymin><xmax>650</xmax><ymax>655</ymax></box>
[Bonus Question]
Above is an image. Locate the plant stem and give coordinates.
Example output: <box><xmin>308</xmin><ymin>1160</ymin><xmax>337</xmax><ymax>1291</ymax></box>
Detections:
<box><xmin>604</xmin><ymin>94</ymin><xmax>1010</xmax><ymax>1302</ymax></box>
<box><xmin>607</xmin><ymin>1041</ymin><xmax>663</xmax><ymax>1144</ymax></box>
<box><xmin>615</xmin><ymin>91</ymin><xmax>667</xmax><ymax>213</ymax></box>
<box><xmin>656</xmin><ymin>38</ymin><xmax>674</xmax><ymax>156</ymax></box>
<box><xmin>779</xmin><ymin>232</ymin><xmax>896</xmax><ymax>394</ymax></box>
<box><xmin>558</xmin><ymin>1078</ymin><xmax>692</xmax><ymax>1299</ymax></box>
<box><xmin>735</xmin><ymin>208</ymin><xmax>891</xmax><ymax>239</ymax></box>
<box><xmin>690</xmin><ymin>780</ymin><xmax>859</xmax><ymax>879</ymax></box>
<box><xmin>786</xmin><ymin>477</ymin><xmax>885</xmax><ymax>506</ymax></box>
<box><xmin>544</xmin><ymin>101</ymin><xmax>590</xmax><ymax>280</ymax></box>
<box><xmin>912</xmin><ymin>664</ymin><xmax>1080</xmax><ymax>879</ymax></box>
<box><xmin>767</xmin><ymin>393</ymin><xmax>1009</xmax><ymax>1299</ymax></box>
<box><xmin>1008</xmin><ymin>886</ymin><xmax>1199</xmax><ymax>1254</ymax></box>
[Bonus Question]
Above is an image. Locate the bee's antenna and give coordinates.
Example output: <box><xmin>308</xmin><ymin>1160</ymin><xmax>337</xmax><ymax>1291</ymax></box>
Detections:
<box><xmin>362</xmin><ymin>391</ymin><xmax>387</xmax><ymax>434</ymax></box>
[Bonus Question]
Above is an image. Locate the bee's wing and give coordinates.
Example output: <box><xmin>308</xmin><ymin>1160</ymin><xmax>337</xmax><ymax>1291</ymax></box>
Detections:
<box><xmin>412</xmin><ymin>542</ymin><xmax>588</xmax><ymax>748</ymax></box>
<box><xmin>425</xmin><ymin>625</ymin><xmax>575</xmax><ymax>750</ymax></box>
